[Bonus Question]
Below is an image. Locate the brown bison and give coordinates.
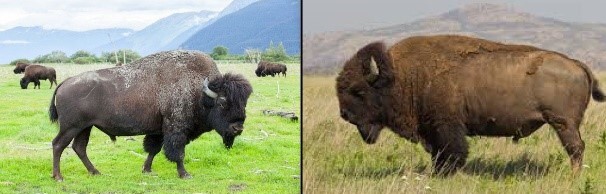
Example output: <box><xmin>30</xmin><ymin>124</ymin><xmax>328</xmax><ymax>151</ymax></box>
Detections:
<box><xmin>20</xmin><ymin>65</ymin><xmax>57</xmax><ymax>89</ymax></box>
<box><xmin>255</xmin><ymin>61</ymin><xmax>287</xmax><ymax>77</ymax></box>
<box><xmin>13</xmin><ymin>62</ymin><xmax>30</xmax><ymax>74</ymax></box>
<box><xmin>48</xmin><ymin>50</ymin><xmax>253</xmax><ymax>181</ymax></box>
<box><xmin>336</xmin><ymin>35</ymin><xmax>604</xmax><ymax>175</ymax></box>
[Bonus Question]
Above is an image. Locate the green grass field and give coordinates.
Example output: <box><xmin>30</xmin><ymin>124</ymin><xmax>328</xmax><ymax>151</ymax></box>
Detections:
<box><xmin>303</xmin><ymin>76</ymin><xmax>606</xmax><ymax>194</ymax></box>
<box><xmin>0</xmin><ymin>62</ymin><xmax>300</xmax><ymax>193</ymax></box>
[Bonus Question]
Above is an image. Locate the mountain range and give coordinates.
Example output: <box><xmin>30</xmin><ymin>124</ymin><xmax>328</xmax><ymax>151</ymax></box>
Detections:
<box><xmin>0</xmin><ymin>0</ymin><xmax>300</xmax><ymax>64</ymax></box>
<box><xmin>0</xmin><ymin>27</ymin><xmax>132</xmax><ymax>63</ymax></box>
<box><xmin>181</xmin><ymin>0</ymin><xmax>301</xmax><ymax>54</ymax></box>
<box><xmin>303</xmin><ymin>3</ymin><xmax>606</xmax><ymax>75</ymax></box>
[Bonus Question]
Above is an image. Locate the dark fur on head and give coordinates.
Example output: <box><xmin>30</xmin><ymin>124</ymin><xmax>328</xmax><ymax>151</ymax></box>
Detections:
<box><xmin>205</xmin><ymin>73</ymin><xmax>253</xmax><ymax>148</ymax></box>
<box><xmin>336</xmin><ymin>42</ymin><xmax>394</xmax><ymax>144</ymax></box>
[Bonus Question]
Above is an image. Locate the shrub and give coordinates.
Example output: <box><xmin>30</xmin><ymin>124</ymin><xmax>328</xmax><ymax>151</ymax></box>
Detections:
<box><xmin>9</xmin><ymin>58</ymin><xmax>31</xmax><ymax>66</ymax></box>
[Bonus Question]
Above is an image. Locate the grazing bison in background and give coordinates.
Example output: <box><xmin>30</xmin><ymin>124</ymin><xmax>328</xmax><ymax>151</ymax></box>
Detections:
<box><xmin>255</xmin><ymin>61</ymin><xmax>287</xmax><ymax>77</ymax></box>
<box><xmin>13</xmin><ymin>62</ymin><xmax>30</xmax><ymax>74</ymax></box>
<box><xmin>20</xmin><ymin>65</ymin><xmax>57</xmax><ymax>89</ymax></box>
<box><xmin>336</xmin><ymin>35</ymin><xmax>604</xmax><ymax>175</ymax></box>
<box><xmin>48</xmin><ymin>50</ymin><xmax>253</xmax><ymax>181</ymax></box>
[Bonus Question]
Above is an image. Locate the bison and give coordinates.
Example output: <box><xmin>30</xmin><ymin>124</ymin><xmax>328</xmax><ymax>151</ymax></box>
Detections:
<box><xmin>336</xmin><ymin>35</ymin><xmax>605</xmax><ymax>175</ymax></box>
<box><xmin>20</xmin><ymin>65</ymin><xmax>57</xmax><ymax>89</ymax></box>
<box><xmin>255</xmin><ymin>61</ymin><xmax>287</xmax><ymax>77</ymax></box>
<box><xmin>13</xmin><ymin>62</ymin><xmax>30</xmax><ymax>74</ymax></box>
<box><xmin>48</xmin><ymin>50</ymin><xmax>253</xmax><ymax>181</ymax></box>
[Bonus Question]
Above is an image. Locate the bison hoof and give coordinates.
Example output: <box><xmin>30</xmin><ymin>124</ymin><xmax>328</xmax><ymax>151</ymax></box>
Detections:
<box><xmin>90</xmin><ymin>170</ymin><xmax>101</xmax><ymax>175</ymax></box>
<box><xmin>52</xmin><ymin>175</ymin><xmax>64</xmax><ymax>182</ymax></box>
<box><xmin>179</xmin><ymin>173</ymin><xmax>192</xmax><ymax>179</ymax></box>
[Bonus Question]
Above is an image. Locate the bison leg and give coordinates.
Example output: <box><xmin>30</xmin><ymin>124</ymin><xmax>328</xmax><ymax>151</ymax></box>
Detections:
<box><xmin>49</xmin><ymin>78</ymin><xmax>56</xmax><ymax>89</ymax></box>
<box><xmin>545</xmin><ymin>112</ymin><xmax>584</xmax><ymax>175</ymax></box>
<box><xmin>163</xmin><ymin>132</ymin><xmax>191</xmax><ymax>179</ymax></box>
<box><xmin>72</xmin><ymin>126</ymin><xmax>100</xmax><ymax>175</ymax></box>
<box><xmin>422</xmin><ymin>123</ymin><xmax>469</xmax><ymax>175</ymax></box>
<box><xmin>34</xmin><ymin>80</ymin><xmax>41</xmax><ymax>89</ymax></box>
<box><xmin>142</xmin><ymin>134</ymin><xmax>163</xmax><ymax>173</ymax></box>
<box><xmin>51</xmin><ymin>127</ymin><xmax>84</xmax><ymax>181</ymax></box>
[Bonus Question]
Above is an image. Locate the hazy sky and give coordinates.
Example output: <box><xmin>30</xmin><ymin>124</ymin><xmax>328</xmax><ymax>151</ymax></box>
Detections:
<box><xmin>304</xmin><ymin>0</ymin><xmax>606</xmax><ymax>34</ymax></box>
<box><xmin>0</xmin><ymin>0</ymin><xmax>232</xmax><ymax>31</ymax></box>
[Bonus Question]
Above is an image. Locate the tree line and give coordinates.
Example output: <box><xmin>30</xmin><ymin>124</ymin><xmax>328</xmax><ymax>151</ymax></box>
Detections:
<box><xmin>9</xmin><ymin>49</ymin><xmax>141</xmax><ymax>65</ymax></box>
<box><xmin>210</xmin><ymin>41</ymin><xmax>298</xmax><ymax>63</ymax></box>
<box><xmin>9</xmin><ymin>41</ymin><xmax>299</xmax><ymax>66</ymax></box>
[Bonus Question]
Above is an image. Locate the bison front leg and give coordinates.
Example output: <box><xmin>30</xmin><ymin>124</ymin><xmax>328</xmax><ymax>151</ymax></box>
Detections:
<box><xmin>163</xmin><ymin>132</ymin><xmax>191</xmax><ymax>179</ymax></box>
<box><xmin>142</xmin><ymin>134</ymin><xmax>163</xmax><ymax>173</ymax></box>
<box><xmin>422</xmin><ymin>123</ymin><xmax>469</xmax><ymax>175</ymax></box>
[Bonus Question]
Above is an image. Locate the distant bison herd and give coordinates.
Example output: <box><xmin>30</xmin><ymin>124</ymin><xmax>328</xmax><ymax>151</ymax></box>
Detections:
<box><xmin>255</xmin><ymin>61</ymin><xmax>287</xmax><ymax>77</ymax></box>
<box><xmin>13</xmin><ymin>62</ymin><xmax>57</xmax><ymax>89</ymax></box>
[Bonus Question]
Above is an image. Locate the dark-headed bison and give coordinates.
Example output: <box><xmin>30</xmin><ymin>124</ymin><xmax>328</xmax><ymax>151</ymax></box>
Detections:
<box><xmin>20</xmin><ymin>65</ymin><xmax>57</xmax><ymax>89</ymax></box>
<box><xmin>336</xmin><ymin>35</ymin><xmax>604</xmax><ymax>175</ymax></box>
<box><xmin>13</xmin><ymin>62</ymin><xmax>30</xmax><ymax>74</ymax></box>
<box><xmin>48</xmin><ymin>50</ymin><xmax>253</xmax><ymax>181</ymax></box>
<box><xmin>255</xmin><ymin>61</ymin><xmax>287</xmax><ymax>77</ymax></box>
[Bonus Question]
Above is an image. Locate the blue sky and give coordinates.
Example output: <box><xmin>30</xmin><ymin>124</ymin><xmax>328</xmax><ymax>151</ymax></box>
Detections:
<box><xmin>303</xmin><ymin>0</ymin><xmax>606</xmax><ymax>33</ymax></box>
<box><xmin>0</xmin><ymin>0</ymin><xmax>232</xmax><ymax>31</ymax></box>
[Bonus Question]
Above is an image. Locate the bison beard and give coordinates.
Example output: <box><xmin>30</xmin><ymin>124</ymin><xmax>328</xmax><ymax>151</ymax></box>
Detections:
<box><xmin>48</xmin><ymin>50</ymin><xmax>252</xmax><ymax>181</ymax></box>
<box><xmin>336</xmin><ymin>35</ymin><xmax>605</xmax><ymax>176</ymax></box>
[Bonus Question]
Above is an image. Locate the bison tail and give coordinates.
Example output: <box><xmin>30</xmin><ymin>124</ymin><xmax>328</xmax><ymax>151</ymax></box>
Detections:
<box><xmin>592</xmin><ymin>79</ymin><xmax>605</xmax><ymax>102</ymax></box>
<box><xmin>49</xmin><ymin>82</ymin><xmax>62</xmax><ymax>123</ymax></box>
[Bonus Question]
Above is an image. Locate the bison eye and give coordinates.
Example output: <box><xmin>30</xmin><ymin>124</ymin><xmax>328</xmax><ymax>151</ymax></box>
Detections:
<box><xmin>351</xmin><ymin>91</ymin><xmax>364</xmax><ymax>99</ymax></box>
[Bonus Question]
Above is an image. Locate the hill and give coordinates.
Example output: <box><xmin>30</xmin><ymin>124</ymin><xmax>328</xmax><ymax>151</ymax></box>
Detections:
<box><xmin>0</xmin><ymin>27</ymin><xmax>132</xmax><ymax>64</ymax></box>
<box><xmin>181</xmin><ymin>0</ymin><xmax>301</xmax><ymax>55</ymax></box>
<box><xmin>303</xmin><ymin>3</ymin><xmax>606</xmax><ymax>74</ymax></box>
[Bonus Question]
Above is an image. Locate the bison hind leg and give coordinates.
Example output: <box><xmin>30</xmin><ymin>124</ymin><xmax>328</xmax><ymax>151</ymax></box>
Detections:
<box><xmin>52</xmin><ymin>125</ymin><xmax>89</xmax><ymax>181</ymax></box>
<box><xmin>72</xmin><ymin>126</ymin><xmax>100</xmax><ymax>175</ymax></box>
<box><xmin>544</xmin><ymin>111</ymin><xmax>584</xmax><ymax>176</ymax></box>
<box><xmin>422</xmin><ymin>123</ymin><xmax>469</xmax><ymax>176</ymax></box>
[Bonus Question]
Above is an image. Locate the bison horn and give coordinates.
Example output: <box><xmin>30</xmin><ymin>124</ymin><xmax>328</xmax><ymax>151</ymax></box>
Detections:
<box><xmin>366</xmin><ymin>57</ymin><xmax>379</xmax><ymax>83</ymax></box>
<box><xmin>203</xmin><ymin>78</ymin><xmax>218</xmax><ymax>99</ymax></box>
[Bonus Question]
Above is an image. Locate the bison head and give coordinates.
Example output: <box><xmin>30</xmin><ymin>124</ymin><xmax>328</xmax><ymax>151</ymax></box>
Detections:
<box><xmin>13</xmin><ymin>63</ymin><xmax>29</xmax><ymax>74</ymax></box>
<box><xmin>336</xmin><ymin>42</ymin><xmax>394</xmax><ymax>144</ymax></box>
<box><xmin>202</xmin><ymin>73</ymin><xmax>252</xmax><ymax>149</ymax></box>
<box><xmin>20</xmin><ymin>78</ymin><xmax>29</xmax><ymax>89</ymax></box>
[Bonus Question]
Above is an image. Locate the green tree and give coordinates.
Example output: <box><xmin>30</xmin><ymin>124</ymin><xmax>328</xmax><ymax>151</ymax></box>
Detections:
<box><xmin>33</xmin><ymin>50</ymin><xmax>70</xmax><ymax>63</ymax></box>
<box><xmin>262</xmin><ymin>41</ymin><xmax>289</xmax><ymax>62</ymax></box>
<box><xmin>9</xmin><ymin>58</ymin><xmax>31</xmax><ymax>66</ymax></box>
<box><xmin>211</xmin><ymin>46</ymin><xmax>228</xmax><ymax>60</ymax></box>
<box><xmin>70</xmin><ymin>50</ymin><xmax>96</xmax><ymax>60</ymax></box>
<box><xmin>101</xmin><ymin>49</ymin><xmax>141</xmax><ymax>64</ymax></box>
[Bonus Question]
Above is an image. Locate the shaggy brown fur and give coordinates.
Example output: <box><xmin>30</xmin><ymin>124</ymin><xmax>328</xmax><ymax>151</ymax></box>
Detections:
<box><xmin>336</xmin><ymin>35</ymin><xmax>605</xmax><ymax>175</ymax></box>
<box><xmin>48</xmin><ymin>50</ymin><xmax>253</xmax><ymax>181</ymax></box>
<box><xmin>13</xmin><ymin>62</ymin><xmax>30</xmax><ymax>74</ymax></box>
<box><xmin>20</xmin><ymin>65</ymin><xmax>57</xmax><ymax>89</ymax></box>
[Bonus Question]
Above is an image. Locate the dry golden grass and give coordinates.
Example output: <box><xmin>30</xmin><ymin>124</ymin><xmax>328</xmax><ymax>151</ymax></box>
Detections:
<box><xmin>303</xmin><ymin>75</ymin><xmax>606</xmax><ymax>194</ymax></box>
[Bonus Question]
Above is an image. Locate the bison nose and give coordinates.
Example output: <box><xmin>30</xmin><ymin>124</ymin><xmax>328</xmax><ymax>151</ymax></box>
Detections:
<box><xmin>230</xmin><ymin>123</ymin><xmax>244</xmax><ymax>135</ymax></box>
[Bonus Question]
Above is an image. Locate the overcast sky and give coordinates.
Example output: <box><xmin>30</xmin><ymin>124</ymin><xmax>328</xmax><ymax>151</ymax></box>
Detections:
<box><xmin>0</xmin><ymin>0</ymin><xmax>232</xmax><ymax>31</ymax></box>
<box><xmin>304</xmin><ymin>0</ymin><xmax>606</xmax><ymax>34</ymax></box>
